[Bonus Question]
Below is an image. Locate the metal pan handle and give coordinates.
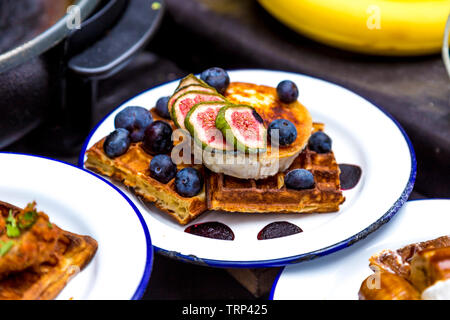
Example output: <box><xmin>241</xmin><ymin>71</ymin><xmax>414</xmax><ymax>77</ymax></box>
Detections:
<box><xmin>48</xmin><ymin>0</ymin><xmax>165</xmax><ymax>153</ymax></box>
<box><xmin>68</xmin><ymin>0</ymin><xmax>165</xmax><ymax>79</ymax></box>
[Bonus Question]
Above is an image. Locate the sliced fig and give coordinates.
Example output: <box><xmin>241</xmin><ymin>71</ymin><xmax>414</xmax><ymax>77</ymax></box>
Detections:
<box><xmin>175</xmin><ymin>74</ymin><xmax>209</xmax><ymax>91</ymax></box>
<box><xmin>215</xmin><ymin>104</ymin><xmax>267</xmax><ymax>153</ymax></box>
<box><xmin>171</xmin><ymin>91</ymin><xmax>225</xmax><ymax>129</ymax></box>
<box><xmin>168</xmin><ymin>84</ymin><xmax>216</xmax><ymax>115</ymax></box>
<box><xmin>185</xmin><ymin>102</ymin><xmax>233</xmax><ymax>151</ymax></box>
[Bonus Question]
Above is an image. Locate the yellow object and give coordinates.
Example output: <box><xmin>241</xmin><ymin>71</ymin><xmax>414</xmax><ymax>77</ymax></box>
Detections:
<box><xmin>258</xmin><ymin>0</ymin><xmax>450</xmax><ymax>56</ymax></box>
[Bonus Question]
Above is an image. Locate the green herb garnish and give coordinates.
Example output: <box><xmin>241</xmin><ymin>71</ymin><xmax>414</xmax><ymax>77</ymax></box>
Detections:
<box><xmin>6</xmin><ymin>210</ymin><xmax>20</xmax><ymax>238</ymax></box>
<box><xmin>47</xmin><ymin>222</ymin><xmax>53</xmax><ymax>229</ymax></box>
<box><xmin>0</xmin><ymin>240</ymin><xmax>14</xmax><ymax>257</ymax></box>
<box><xmin>18</xmin><ymin>209</ymin><xmax>38</xmax><ymax>229</ymax></box>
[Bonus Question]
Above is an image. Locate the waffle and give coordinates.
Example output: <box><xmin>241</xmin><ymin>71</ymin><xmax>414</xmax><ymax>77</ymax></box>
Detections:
<box><xmin>359</xmin><ymin>235</ymin><xmax>450</xmax><ymax>300</ymax></box>
<box><xmin>206</xmin><ymin>123</ymin><xmax>345</xmax><ymax>213</ymax></box>
<box><xmin>85</xmin><ymin>111</ymin><xmax>207</xmax><ymax>225</ymax></box>
<box><xmin>0</xmin><ymin>201</ymin><xmax>97</xmax><ymax>300</ymax></box>
<box><xmin>368</xmin><ymin>236</ymin><xmax>450</xmax><ymax>280</ymax></box>
<box><xmin>85</xmin><ymin>81</ymin><xmax>342</xmax><ymax>222</ymax></box>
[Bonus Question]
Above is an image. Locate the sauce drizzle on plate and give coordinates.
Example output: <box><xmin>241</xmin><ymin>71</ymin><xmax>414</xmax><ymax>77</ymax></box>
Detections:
<box><xmin>185</xmin><ymin>222</ymin><xmax>235</xmax><ymax>241</ymax></box>
<box><xmin>257</xmin><ymin>221</ymin><xmax>303</xmax><ymax>240</ymax></box>
<box><xmin>339</xmin><ymin>164</ymin><xmax>362</xmax><ymax>190</ymax></box>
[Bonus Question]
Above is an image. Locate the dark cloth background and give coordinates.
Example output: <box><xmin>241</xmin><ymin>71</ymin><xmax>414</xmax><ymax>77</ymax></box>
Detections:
<box><xmin>6</xmin><ymin>0</ymin><xmax>449</xmax><ymax>299</ymax></box>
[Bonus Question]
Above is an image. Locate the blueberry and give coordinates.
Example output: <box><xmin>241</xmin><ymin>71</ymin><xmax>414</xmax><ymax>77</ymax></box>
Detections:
<box><xmin>268</xmin><ymin>119</ymin><xmax>298</xmax><ymax>146</ymax></box>
<box><xmin>103</xmin><ymin>128</ymin><xmax>131</xmax><ymax>158</ymax></box>
<box><xmin>115</xmin><ymin>106</ymin><xmax>153</xmax><ymax>142</ymax></box>
<box><xmin>285</xmin><ymin>169</ymin><xmax>315</xmax><ymax>190</ymax></box>
<box><xmin>308</xmin><ymin>131</ymin><xmax>332</xmax><ymax>154</ymax></box>
<box><xmin>149</xmin><ymin>154</ymin><xmax>177</xmax><ymax>184</ymax></box>
<box><xmin>200</xmin><ymin>67</ymin><xmax>230</xmax><ymax>94</ymax></box>
<box><xmin>175</xmin><ymin>167</ymin><xmax>203</xmax><ymax>198</ymax></box>
<box><xmin>155</xmin><ymin>96</ymin><xmax>171</xmax><ymax>119</ymax></box>
<box><xmin>142</xmin><ymin>121</ymin><xmax>173</xmax><ymax>155</ymax></box>
<box><xmin>277</xmin><ymin>80</ymin><xmax>299</xmax><ymax>104</ymax></box>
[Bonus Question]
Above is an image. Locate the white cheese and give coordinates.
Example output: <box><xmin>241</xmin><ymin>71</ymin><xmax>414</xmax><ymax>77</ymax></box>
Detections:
<box><xmin>202</xmin><ymin>147</ymin><xmax>303</xmax><ymax>180</ymax></box>
<box><xmin>421</xmin><ymin>279</ymin><xmax>450</xmax><ymax>300</ymax></box>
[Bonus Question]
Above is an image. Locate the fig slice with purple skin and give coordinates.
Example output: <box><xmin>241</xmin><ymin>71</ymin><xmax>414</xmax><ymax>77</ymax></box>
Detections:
<box><xmin>184</xmin><ymin>222</ymin><xmax>235</xmax><ymax>240</ymax></box>
<box><xmin>184</xmin><ymin>102</ymin><xmax>234</xmax><ymax>151</ymax></box>
<box><xmin>257</xmin><ymin>221</ymin><xmax>303</xmax><ymax>240</ymax></box>
<box><xmin>171</xmin><ymin>91</ymin><xmax>225</xmax><ymax>129</ymax></box>
<box><xmin>175</xmin><ymin>74</ymin><xmax>209</xmax><ymax>91</ymax></box>
<box><xmin>168</xmin><ymin>84</ymin><xmax>216</xmax><ymax>115</ymax></box>
<box><xmin>215</xmin><ymin>104</ymin><xmax>267</xmax><ymax>154</ymax></box>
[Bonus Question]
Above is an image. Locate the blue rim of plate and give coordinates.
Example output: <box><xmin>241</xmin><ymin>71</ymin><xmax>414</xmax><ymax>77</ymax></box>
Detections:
<box><xmin>268</xmin><ymin>199</ymin><xmax>450</xmax><ymax>300</ymax></box>
<box><xmin>78</xmin><ymin>69</ymin><xmax>417</xmax><ymax>268</ymax></box>
<box><xmin>0</xmin><ymin>152</ymin><xmax>153</xmax><ymax>300</ymax></box>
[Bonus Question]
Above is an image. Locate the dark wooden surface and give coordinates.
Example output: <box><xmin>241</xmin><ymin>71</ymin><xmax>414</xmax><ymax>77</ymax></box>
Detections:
<box><xmin>5</xmin><ymin>0</ymin><xmax>449</xmax><ymax>299</ymax></box>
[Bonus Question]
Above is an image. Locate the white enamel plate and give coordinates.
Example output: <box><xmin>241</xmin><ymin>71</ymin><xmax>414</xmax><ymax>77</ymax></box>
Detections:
<box><xmin>80</xmin><ymin>69</ymin><xmax>416</xmax><ymax>267</ymax></box>
<box><xmin>0</xmin><ymin>153</ymin><xmax>152</xmax><ymax>299</ymax></box>
<box><xmin>271</xmin><ymin>199</ymin><xmax>450</xmax><ymax>300</ymax></box>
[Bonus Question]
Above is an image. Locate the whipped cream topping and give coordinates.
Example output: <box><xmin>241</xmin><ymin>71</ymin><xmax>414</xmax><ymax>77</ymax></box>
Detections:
<box><xmin>421</xmin><ymin>279</ymin><xmax>450</xmax><ymax>300</ymax></box>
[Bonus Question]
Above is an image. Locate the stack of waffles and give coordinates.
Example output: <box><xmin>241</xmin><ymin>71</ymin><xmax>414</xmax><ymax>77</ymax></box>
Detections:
<box><xmin>85</xmin><ymin>76</ymin><xmax>345</xmax><ymax>225</ymax></box>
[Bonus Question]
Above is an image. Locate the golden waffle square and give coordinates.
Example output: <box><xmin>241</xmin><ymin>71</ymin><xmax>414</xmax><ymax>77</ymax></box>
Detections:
<box><xmin>359</xmin><ymin>235</ymin><xmax>450</xmax><ymax>300</ymax></box>
<box><xmin>369</xmin><ymin>236</ymin><xmax>450</xmax><ymax>279</ymax></box>
<box><xmin>0</xmin><ymin>201</ymin><xmax>97</xmax><ymax>300</ymax></box>
<box><xmin>0</xmin><ymin>230</ymin><xmax>97</xmax><ymax>300</ymax></box>
<box><xmin>85</xmin><ymin>141</ymin><xmax>207</xmax><ymax>225</ymax></box>
<box><xmin>85</xmin><ymin>110</ymin><xmax>207</xmax><ymax>225</ymax></box>
<box><xmin>206</xmin><ymin>124</ymin><xmax>345</xmax><ymax>213</ymax></box>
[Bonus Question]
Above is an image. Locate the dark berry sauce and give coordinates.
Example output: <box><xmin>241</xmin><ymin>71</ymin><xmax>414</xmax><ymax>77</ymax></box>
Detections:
<box><xmin>339</xmin><ymin>164</ymin><xmax>362</xmax><ymax>190</ymax></box>
<box><xmin>185</xmin><ymin>222</ymin><xmax>234</xmax><ymax>241</ymax></box>
<box><xmin>257</xmin><ymin>221</ymin><xmax>303</xmax><ymax>240</ymax></box>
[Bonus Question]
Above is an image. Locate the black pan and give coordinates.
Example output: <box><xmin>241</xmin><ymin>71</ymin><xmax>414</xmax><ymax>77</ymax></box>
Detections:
<box><xmin>0</xmin><ymin>0</ymin><xmax>165</xmax><ymax>151</ymax></box>
<box><xmin>0</xmin><ymin>0</ymin><xmax>99</xmax><ymax>72</ymax></box>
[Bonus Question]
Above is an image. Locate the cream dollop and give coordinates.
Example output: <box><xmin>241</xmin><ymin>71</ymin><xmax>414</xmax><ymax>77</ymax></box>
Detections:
<box><xmin>421</xmin><ymin>279</ymin><xmax>450</xmax><ymax>300</ymax></box>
